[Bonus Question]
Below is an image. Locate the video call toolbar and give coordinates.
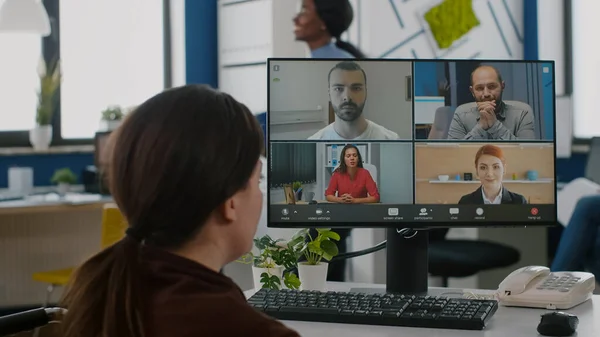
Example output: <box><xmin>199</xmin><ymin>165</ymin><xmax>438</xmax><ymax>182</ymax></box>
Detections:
<box><xmin>270</xmin><ymin>204</ymin><xmax>556</xmax><ymax>225</ymax></box>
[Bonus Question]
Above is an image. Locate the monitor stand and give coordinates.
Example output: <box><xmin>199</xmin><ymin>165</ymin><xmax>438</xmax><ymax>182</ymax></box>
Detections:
<box><xmin>350</xmin><ymin>227</ymin><xmax>430</xmax><ymax>295</ymax></box>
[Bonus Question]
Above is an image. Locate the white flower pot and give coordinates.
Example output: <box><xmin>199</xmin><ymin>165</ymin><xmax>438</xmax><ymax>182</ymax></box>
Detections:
<box><xmin>29</xmin><ymin>125</ymin><xmax>52</xmax><ymax>151</ymax></box>
<box><xmin>252</xmin><ymin>265</ymin><xmax>284</xmax><ymax>290</ymax></box>
<box><xmin>57</xmin><ymin>183</ymin><xmax>70</xmax><ymax>196</ymax></box>
<box><xmin>298</xmin><ymin>262</ymin><xmax>329</xmax><ymax>291</ymax></box>
<box><xmin>100</xmin><ymin>119</ymin><xmax>122</xmax><ymax>131</ymax></box>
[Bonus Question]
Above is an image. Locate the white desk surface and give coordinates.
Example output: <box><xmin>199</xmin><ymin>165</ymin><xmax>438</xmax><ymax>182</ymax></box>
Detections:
<box><xmin>244</xmin><ymin>282</ymin><xmax>599</xmax><ymax>337</ymax></box>
<box><xmin>0</xmin><ymin>193</ymin><xmax>113</xmax><ymax>215</ymax></box>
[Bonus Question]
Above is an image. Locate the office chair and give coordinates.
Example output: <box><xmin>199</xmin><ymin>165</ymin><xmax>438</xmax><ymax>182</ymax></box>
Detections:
<box><xmin>427</xmin><ymin>106</ymin><xmax>455</xmax><ymax>139</ymax></box>
<box><xmin>362</xmin><ymin>163</ymin><xmax>378</xmax><ymax>187</ymax></box>
<box><xmin>428</xmin><ymin>228</ymin><xmax>520</xmax><ymax>287</ymax></box>
<box><xmin>0</xmin><ymin>307</ymin><xmax>66</xmax><ymax>337</ymax></box>
<box><xmin>31</xmin><ymin>204</ymin><xmax>126</xmax><ymax>308</ymax></box>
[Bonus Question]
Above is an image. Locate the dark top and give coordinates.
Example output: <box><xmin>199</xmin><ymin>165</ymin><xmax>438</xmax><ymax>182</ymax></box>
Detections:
<box><xmin>458</xmin><ymin>186</ymin><xmax>528</xmax><ymax>205</ymax></box>
<box><xmin>141</xmin><ymin>246</ymin><xmax>300</xmax><ymax>337</ymax></box>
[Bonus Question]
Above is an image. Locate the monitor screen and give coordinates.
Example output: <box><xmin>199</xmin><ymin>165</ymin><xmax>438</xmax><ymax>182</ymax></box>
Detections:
<box><xmin>267</xmin><ymin>58</ymin><xmax>557</xmax><ymax>228</ymax></box>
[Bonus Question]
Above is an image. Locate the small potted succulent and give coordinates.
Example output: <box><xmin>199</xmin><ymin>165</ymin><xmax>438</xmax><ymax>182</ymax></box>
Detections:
<box><xmin>50</xmin><ymin>168</ymin><xmax>77</xmax><ymax>196</ymax></box>
<box><xmin>100</xmin><ymin>105</ymin><xmax>124</xmax><ymax>131</ymax></box>
<box><xmin>30</xmin><ymin>57</ymin><xmax>61</xmax><ymax>151</ymax></box>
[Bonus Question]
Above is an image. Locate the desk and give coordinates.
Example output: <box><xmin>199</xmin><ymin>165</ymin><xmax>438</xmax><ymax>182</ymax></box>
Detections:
<box><xmin>244</xmin><ymin>282</ymin><xmax>599</xmax><ymax>336</ymax></box>
<box><xmin>0</xmin><ymin>193</ymin><xmax>113</xmax><ymax>306</ymax></box>
<box><xmin>0</xmin><ymin>193</ymin><xmax>112</xmax><ymax>215</ymax></box>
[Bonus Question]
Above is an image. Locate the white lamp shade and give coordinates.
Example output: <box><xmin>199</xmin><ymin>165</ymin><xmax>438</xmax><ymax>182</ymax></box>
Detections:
<box><xmin>0</xmin><ymin>0</ymin><xmax>51</xmax><ymax>36</ymax></box>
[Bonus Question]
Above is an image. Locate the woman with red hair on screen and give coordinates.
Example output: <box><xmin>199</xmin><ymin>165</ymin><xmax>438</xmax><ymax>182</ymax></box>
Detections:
<box><xmin>458</xmin><ymin>144</ymin><xmax>527</xmax><ymax>204</ymax></box>
<box><xmin>325</xmin><ymin>144</ymin><xmax>380</xmax><ymax>204</ymax></box>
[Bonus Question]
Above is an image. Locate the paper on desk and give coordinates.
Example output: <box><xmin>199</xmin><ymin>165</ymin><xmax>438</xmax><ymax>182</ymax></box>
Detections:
<box><xmin>25</xmin><ymin>192</ymin><xmax>104</xmax><ymax>204</ymax></box>
<box><xmin>557</xmin><ymin>178</ymin><xmax>600</xmax><ymax>227</ymax></box>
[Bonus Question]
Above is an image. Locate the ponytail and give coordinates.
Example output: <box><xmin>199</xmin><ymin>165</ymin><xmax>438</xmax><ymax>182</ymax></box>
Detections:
<box><xmin>335</xmin><ymin>39</ymin><xmax>366</xmax><ymax>59</ymax></box>
<box><xmin>60</xmin><ymin>237</ymin><xmax>145</xmax><ymax>337</ymax></box>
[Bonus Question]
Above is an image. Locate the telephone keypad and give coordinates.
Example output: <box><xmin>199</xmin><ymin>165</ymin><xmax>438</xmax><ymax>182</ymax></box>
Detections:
<box><xmin>537</xmin><ymin>273</ymin><xmax>581</xmax><ymax>291</ymax></box>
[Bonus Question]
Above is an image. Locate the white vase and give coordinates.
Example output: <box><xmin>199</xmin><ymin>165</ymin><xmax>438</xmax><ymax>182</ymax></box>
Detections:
<box><xmin>298</xmin><ymin>262</ymin><xmax>329</xmax><ymax>291</ymax></box>
<box><xmin>252</xmin><ymin>265</ymin><xmax>284</xmax><ymax>290</ymax></box>
<box><xmin>100</xmin><ymin>119</ymin><xmax>122</xmax><ymax>131</ymax></box>
<box><xmin>29</xmin><ymin>125</ymin><xmax>52</xmax><ymax>151</ymax></box>
<box><xmin>57</xmin><ymin>183</ymin><xmax>69</xmax><ymax>196</ymax></box>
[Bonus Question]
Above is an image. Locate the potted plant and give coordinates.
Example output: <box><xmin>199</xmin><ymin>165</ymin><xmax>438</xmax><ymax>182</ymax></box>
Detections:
<box><xmin>30</xmin><ymin>57</ymin><xmax>61</xmax><ymax>151</ymax></box>
<box><xmin>292</xmin><ymin>181</ymin><xmax>303</xmax><ymax>201</ymax></box>
<box><xmin>238</xmin><ymin>230</ymin><xmax>306</xmax><ymax>290</ymax></box>
<box><xmin>297</xmin><ymin>228</ymin><xmax>340</xmax><ymax>291</ymax></box>
<box><xmin>100</xmin><ymin>105</ymin><xmax>124</xmax><ymax>131</ymax></box>
<box><xmin>50</xmin><ymin>168</ymin><xmax>77</xmax><ymax>196</ymax></box>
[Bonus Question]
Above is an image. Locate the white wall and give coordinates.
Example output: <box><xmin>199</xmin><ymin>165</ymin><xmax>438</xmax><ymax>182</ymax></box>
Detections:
<box><xmin>218</xmin><ymin>0</ymin><xmax>306</xmax><ymax>115</ymax></box>
<box><xmin>537</xmin><ymin>0</ymin><xmax>572</xmax><ymax>157</ymax></box>
<box><xmin>170</xmin><ymin>0</ymin><xmax>186</xmax><ymax>87</ymax></box>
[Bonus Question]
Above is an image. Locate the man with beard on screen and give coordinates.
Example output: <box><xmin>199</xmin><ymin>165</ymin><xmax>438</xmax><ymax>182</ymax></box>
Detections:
<box><xmin>447</xmin><ymin>65</ymin><xmax>536</xmax><ymax>140</ymax></box>
<box><xmin>309</xmin><ymin>61</ymin><xmax>399</xmax><ymax>140</ymax></box>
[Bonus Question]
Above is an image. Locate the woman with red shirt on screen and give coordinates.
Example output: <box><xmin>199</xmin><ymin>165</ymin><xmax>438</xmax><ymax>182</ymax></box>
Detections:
<box><xmin>325</xmin><ymin>144</ymin><xmax>380</xmax><ymax>203</ymax></box>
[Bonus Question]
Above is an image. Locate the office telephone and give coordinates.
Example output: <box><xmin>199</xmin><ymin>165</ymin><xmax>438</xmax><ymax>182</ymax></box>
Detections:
<box><xmin>496</xmin><ymin>266</ymin><xmax>595</xmax><ymax>310</ymax></box>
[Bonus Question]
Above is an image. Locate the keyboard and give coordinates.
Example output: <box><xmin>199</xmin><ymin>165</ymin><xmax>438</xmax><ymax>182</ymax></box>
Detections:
<box><xmin>248</xmin><ymin>288</ymin><xmax>498</xmax><ymax>331</ymax></box>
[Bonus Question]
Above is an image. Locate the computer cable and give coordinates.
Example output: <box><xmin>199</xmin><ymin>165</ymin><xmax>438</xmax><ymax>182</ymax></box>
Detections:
<box><xmin>330</xmin><ymin>228</ymin><xmax>418</xmax><ymax>261</ymax></box>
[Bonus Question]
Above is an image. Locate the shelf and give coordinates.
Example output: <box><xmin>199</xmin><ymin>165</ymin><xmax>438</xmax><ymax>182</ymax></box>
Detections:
<box><xmin>427</xmin><ymin>179</ymin><xmax>554</xmax><ymax>184</ymax></box>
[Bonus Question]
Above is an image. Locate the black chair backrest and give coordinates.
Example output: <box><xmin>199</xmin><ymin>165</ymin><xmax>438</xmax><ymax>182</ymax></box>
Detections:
<box><xmin>429</xmin><ymin>228</ymin><xmax>450</xmax><ymax>242</ymax></box>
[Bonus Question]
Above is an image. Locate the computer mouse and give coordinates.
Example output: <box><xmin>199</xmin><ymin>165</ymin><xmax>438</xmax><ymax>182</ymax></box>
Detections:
<box><xmin>537</xmin><ymin>312</ymin><xmax>578</xmax><ymax>336</ymax></box>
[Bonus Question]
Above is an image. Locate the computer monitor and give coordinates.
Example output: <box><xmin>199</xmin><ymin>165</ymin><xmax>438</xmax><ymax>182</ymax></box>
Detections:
<box><xmin>266</xmin><ymin>58</ymin><xmax>557</xmax><ymax>293</ymax></box>
<box><xmin>584</xmin><ymin>137</ymin><xmax>600</xmax><ymax>185</ymax></box>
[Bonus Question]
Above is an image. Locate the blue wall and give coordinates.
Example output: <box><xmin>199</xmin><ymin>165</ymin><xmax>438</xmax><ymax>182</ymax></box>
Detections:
<box><xmin>185</xmin><ymin>0</ymin><xmax>218</xmax><ymax>87</ymax></box>
<box><xmin>414</xmin><ymin>62</ymin><xmax>441</xmax><ymax>96</ymax></box>
<box><xmin>0</xmin><ymin>153</ymin><xmax>93</xmax><ymax>188</ymax></box>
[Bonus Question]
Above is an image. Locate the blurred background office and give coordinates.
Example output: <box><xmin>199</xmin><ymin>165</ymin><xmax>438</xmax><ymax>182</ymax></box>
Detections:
<box><xmin>1</xmin><ymin>0</ymin><xmax>599</xmax><ymax>319</ymax></box>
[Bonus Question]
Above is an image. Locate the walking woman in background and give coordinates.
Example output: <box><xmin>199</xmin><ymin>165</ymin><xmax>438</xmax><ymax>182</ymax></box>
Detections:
<box><xmin>59</xmin><ymin>85</ymin><xmax>300</xmax><ymax>337</ymax></box>
<box><xmin>294</xmin><ymin>0</ymin><xmax>366</xmax><ymax>58</ymax></box>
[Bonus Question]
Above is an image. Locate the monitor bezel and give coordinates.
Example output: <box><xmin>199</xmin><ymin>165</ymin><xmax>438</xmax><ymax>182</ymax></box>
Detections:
<box><xmin>265</xmin><ymin>57</ymin><xmax>558</xmax><ymax>229</ymax></box>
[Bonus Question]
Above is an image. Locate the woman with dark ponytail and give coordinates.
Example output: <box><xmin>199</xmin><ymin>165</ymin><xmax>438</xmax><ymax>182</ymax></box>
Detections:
<box><xmin>59</xmin><ymin>85</ymin><xmax>300</xmax><ymax>337</ymax></box>
<box><xmin>293</xmin><ymin>0</ymin><xmax>366</xmax><ymax>58</ymax></box>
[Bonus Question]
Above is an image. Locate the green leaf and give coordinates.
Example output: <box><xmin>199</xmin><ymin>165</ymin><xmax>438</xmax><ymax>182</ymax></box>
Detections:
<box><xmin>260</xmin><ymin>272</ymin><xmax>280</xmax><ymax>290</ymax></box>
<box><xmin>307</xmin><ymin>241</ymin><xmax>322</xmax><ymax>255</ymax></box>
<box><xmin>283</xmin><ymin>271</ymin><xmax>301</xmax><ymax>290</ymax></box>
<box><xmin>320</xmin><ymin>240</ymin><xmax>339</xmax><ymax>260</ymax></box>
<box><xmin>319</xmin><ymin>230</ymin><xmax>341</xmax><ymax>241</ymax></box>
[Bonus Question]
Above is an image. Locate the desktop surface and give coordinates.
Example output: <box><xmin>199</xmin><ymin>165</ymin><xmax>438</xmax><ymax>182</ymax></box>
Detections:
<box><xmin>245</xmin><ymin>282</ymin><xmax>599</xmax><ymax>337</ymax></box>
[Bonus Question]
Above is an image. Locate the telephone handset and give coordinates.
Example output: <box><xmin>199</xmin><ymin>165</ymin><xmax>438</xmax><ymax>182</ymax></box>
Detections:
<box><xmin>496</xmin><ymin>266</ymin><xmax>595</xmax><ymax>310</ymax></box>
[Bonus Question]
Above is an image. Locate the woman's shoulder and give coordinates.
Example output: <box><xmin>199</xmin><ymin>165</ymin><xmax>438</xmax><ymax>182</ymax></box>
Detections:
<box><xmin>148</xmin><ymin>287</ymin><xmax>299</xmax><ymax>337</ymax></box>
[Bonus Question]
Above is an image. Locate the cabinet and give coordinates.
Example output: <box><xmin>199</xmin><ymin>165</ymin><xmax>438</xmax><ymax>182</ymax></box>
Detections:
<box><xmin>217</xmin><ymin>0</ymin><xmax>307</xmax><ymax>114</ymax></box>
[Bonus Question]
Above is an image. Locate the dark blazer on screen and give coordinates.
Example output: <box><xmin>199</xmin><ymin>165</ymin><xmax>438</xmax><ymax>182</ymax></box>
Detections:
<box><xmin>458</xmin><ymin>186</ymin><xmax>528</xmax><ymax>205</ymax></box>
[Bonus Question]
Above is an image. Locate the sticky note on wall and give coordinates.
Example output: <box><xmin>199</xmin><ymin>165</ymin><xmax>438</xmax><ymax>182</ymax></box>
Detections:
<box><xmin>424</xmin><ymin>0</ymin><xmax>480</xmax><ymax>49</ymax></box>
